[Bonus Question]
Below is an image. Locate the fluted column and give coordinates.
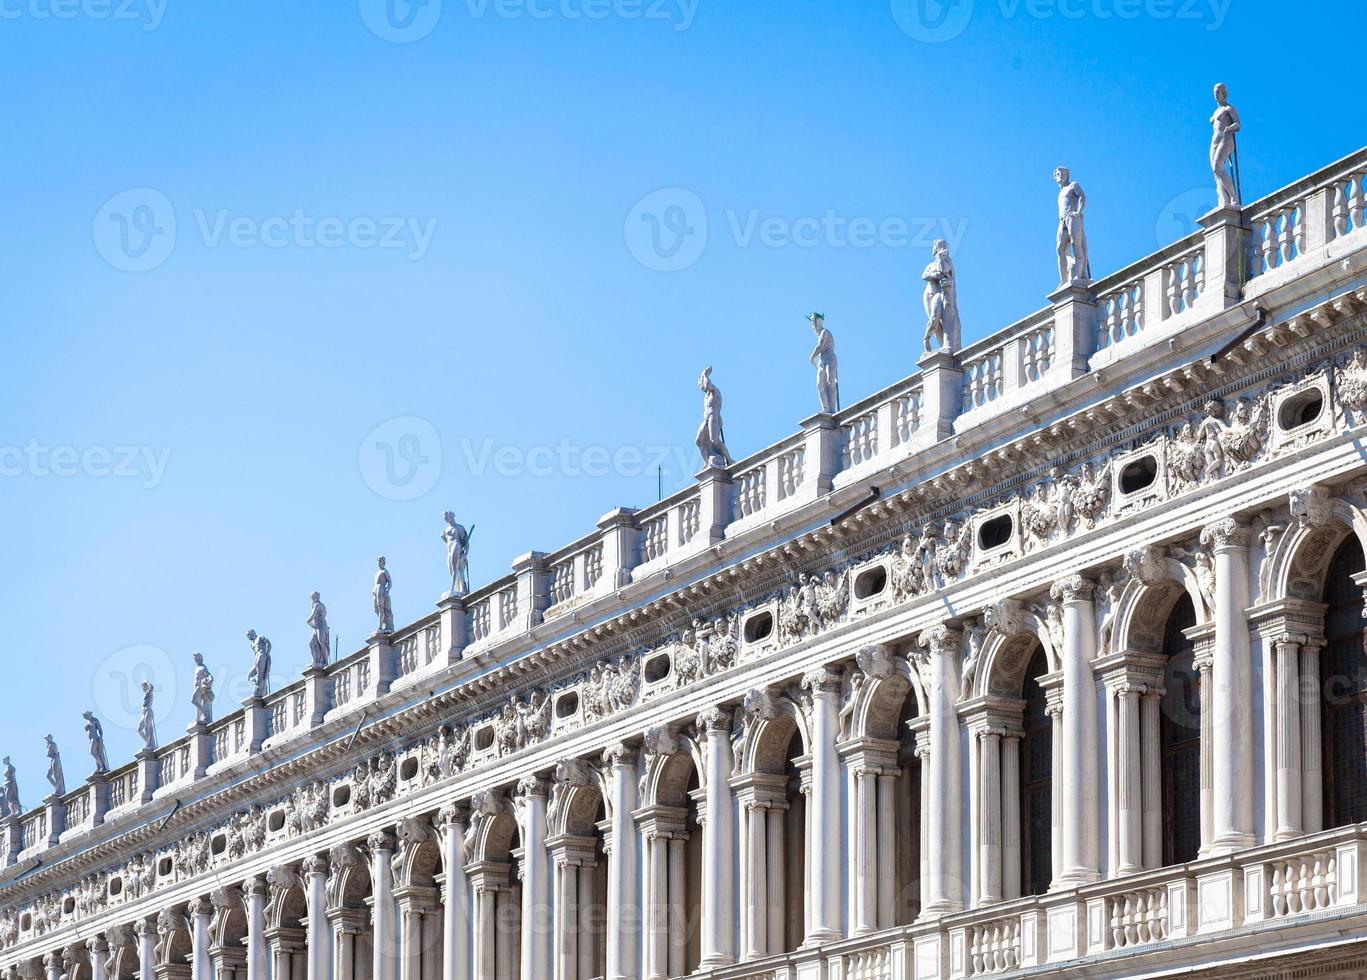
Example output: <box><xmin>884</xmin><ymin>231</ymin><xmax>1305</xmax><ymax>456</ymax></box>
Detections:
<box><xmin>802</xmin><ymin>667</ymin><xmax>843</xmax><ymax>943</ymax></box>
<box><xmin>1300</xmin><ymin>642</ymin><xmax>1324</xmax><ymax>834</ymax></box>
<box><xmin>876</xmin><ymin>771</ymin><xmax>897</xmax><ymax>926</ymax></box>
<box><xmin>1000</xmin><ymin>735</ymin><xmax>1021</xmax><ymax>900</ymax></box>
<box><xmin>853</xmin><ymin>766</ymin><xmax>878</xmax><ymax>934</ymax></box>
<box><xmin>979</xmin><ymin>730</ymin><xmax>1003</xmax><ymax>905</ymax></box>
<box><xmin>765</xmin><ymin>804</ymin><xmax>784</xmax><ymax>952</ymax></box>
<box><xmin>667</xmin><ymin>837</ymin><xmax>687</xmax><ymax>975</ymax></box>
<box><xmin>1140</xmin><ymin>688</ymin><xmax>1163</xmax><ymax>869</ymax></box>
<box><xmin>190</xmin><ymin>898</ymin><xmax>212</xmax><ymax>980</ymax></box>
<box><xmin>603</xmin><ymin>744</ymin><xmax>640</xmax><ymax>980</ymax></box>
<box><xmin>436</xmin><ymin>804</ymin><xmax>471</xmax><ymax>980</ymax></box>
<box><xmin>555</xmin><ymin>859</ymin><xmax>578</xmax><ymax>980</ymax></box>
<box><xmin>369</xmin><ymin>831</ymin><xmax>399</xmax><ymax>980</ymax></box>
<box><xmin>697</xmin><ymin>707</ymin><xmax>736</xmax><ymax>968</ymax></box>
<box><xmin>241</xmin><ymin>877</ymin><xmax>268</xmax><ymax>980</ymax></box>
<box><xmin>643</xmin><ymin>830</ymin><xmax>668</xmax><ymax>980</ymax></box>
<box><xmin>743</xmin><ymin>800</ymin><xmax>768</xmax><ymax>959</ymax></box>
<box><xmin>1274</xmin><ymin>637</ymin><xmax>1304</xmax><ymax>840</ymax></box>
<box><xmin>918</xmin><ymin>625</ymin><xmax>965</xmax><ymax>914</ymax></box>
<box><xmin>1047</xmin><ymin>698</ymin><xmax>1064</xmax><ymax>888</ymax></box>
<box><xmin>469</xmin><ymin>881</ymin><xmax>497</xmax><ymax>980</ymax></box>
<box><xmin>1202</xmin><ymin>518</ymin><xmax>1256</xmax><ymax>853</ymax></box>
<box><xmin>1053</xmin><ymin>575</ymin><xmax>1101</xmax><ymax>884</ymax></box>
<box><xmin>1117</xmin><ymin>686</ymin><xmax>1143</xmax><ymax>874</ymax></box>
<box><xmin>515</xmin><ymin>776</ymin><xmax>551</xmax><ymax>980</ymax></box>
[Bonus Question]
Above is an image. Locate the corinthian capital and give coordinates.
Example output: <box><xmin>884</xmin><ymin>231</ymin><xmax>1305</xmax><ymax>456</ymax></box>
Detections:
<box><xmin>917</xmin><ymin>624</ymin><xmax>962</xmax><ymax>658</ymax></box>
<box><xmin>800</xmin><ymin>666</ymin><xmax>842</xmax><ymax>697</ymax></box>
<box><xmin>695</xmin><ymin>705</ymin><xmax>733</xmax><ymax>737</ymax></box>
<box><xmin>515</xmin><ymin>775</ymin><xmax>548</xmax><ymax>800</ymax></box>
<box><xmin>1200</xmin><ymin>516</ymin><xmax>1250</xmax><ymax>550</ymax></box>
<box><xmin>1050</xmin><ymin>574</ymin><xmax>1095</xmax><ymax>604</ymax></box>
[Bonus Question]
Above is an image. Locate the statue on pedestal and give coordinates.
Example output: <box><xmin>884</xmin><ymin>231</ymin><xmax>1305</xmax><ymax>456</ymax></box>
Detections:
<box><xmin>442</xmin><ymin>513</ymin><xmax>471</xmax><ymax>597</ymax></box>
<box><xmin>808</xmin><ymin>313</ymin><xmax>840</xmax><ymax>414</ymax></box>
<box><xmin>922</xmin><ymin>239</ymin><xmax>962</xmax><ymax>355</ymax></box>
<box><xmin>246</xmin><ymin>631</ymin><xmax>272</xmax><ymax>699</ymax></box>
<box><xmin>307</xmin><ymin>592</ymin><xmax>331</xmax><ymax>669</ymax></box>
<box><xmin>138</xmin><ymin>683</ymin><xmax>157</xmax><ymax>752</ymax></box>
<box><xmin>44</xmin><ymin>736</ymin><xmax>64</xmax><ymax>798</ymax></box>
<box><xmin>374</xmin><ymin>557</ymin><xmax>394</xmax><ymax>633</ymax></box>
<box><xmin>695</xmin><ymin>367</ymin><xmax>733</xmax><ymax>468</ymax></box>
<box><xmin>0</xmin><ymin>758</ymin><xmax>17</xmax><ymax>817</ymax></box>
<box><xmin>83</xmin><ymin>712</ymin><xmax>109</xmax><ymax>774</ymax></box>
<box><xmin>1210</xmin><ymin>82</ymin><xmax>1242</xmax><ymax>209</ymax></box>
<box><xmin>1054</xmin><ymin>167</ymin><xmax>1091</xmax><ymax>286</ymax></box>
<box><xmin>191</xmin><ymin>652</ymin><xmax>215</xmax><ymax>725</ymax></box>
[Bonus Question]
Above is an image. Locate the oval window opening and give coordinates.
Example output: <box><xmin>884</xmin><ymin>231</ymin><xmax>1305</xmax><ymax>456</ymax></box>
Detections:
<box><xmin>332</xmin><ymin>785</ymin><xmax>352</xmax><ymax>808</ymax></box>
<box><xmin>399</xmin><ymin>757</ymin><xmax>419</xmax><ymax>781</ymax></box>
<box><xmin>267</xmin><ymin>810</ymin><xmax>286</xmax><ymax>833</ymax></box>
<box><xmin>157</xmin><ymin>857</ymin><xmax>174</xmax><ymax>877</ymax></box>
<box><xmin>555</xmin><ymin>692</ymin><xmax>580</xmax><ymax>719</ymax></box>
<box><xmin>744</xmin><ymin>612</ymin><xmax>774</xmax><ymax>643</ymax></box>
<box><xmin>109</xmin><ymin>877</ymin><xmax>123</xmax><ymax>897</ymax></box>
<box><xmin>978</xmin><ymin>514</ymin><xmax>1014</xmax><ymax>550</ymax></box>
<box><xmin>644</xmin><ymin>654</ymin><xmax>672</xmax><ymax>683</ymax></box>
<box><xmin>20</xmin><ymin>913</ymin><xmax>31</xmax><ymax>931</ymax></box>
<box><xmin>1278</xmin><ymin>389</ymin><xmax>1323</xmax><ymax>430</ymax></box>
<box><xmin>474</xmin><ymin>726</ymin><xmax>495</xmax><ymax>751</ymax></box>
<box><xmin>854</xmin><ymin>567</ymin><xmax>888</xmax><ymax>599</ymax></box>
<box><xmin>211</xmin><ymin>834</ymin><xmax>227</xmax><ymax>856</ymax></box>
<box><xmin>62</xmin><ymin>897</ymin><xmax>75</xmax><ymax>915</ymax></box>
<box><xmin>1119</xmin><ymin>456</ymin><xmax>1158</xmax><ymax>494</ymax></box>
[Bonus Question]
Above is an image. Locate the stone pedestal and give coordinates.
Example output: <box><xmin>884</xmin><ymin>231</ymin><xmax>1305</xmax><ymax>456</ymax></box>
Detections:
<box><xmin>241</xmin><ymin>698</ymin><xmax>269</xmax><ymax>755</ymax></box>
<box><xmin>436</xmin><ymin>594</ymin><xmax>469</xmax><ymax>666</ymax></box>
<box><xmin>186</xmin><ymin>722</ymin><xmax>213</xmax><ymax>779</ymax></box>
<box><xmin>798</xmin><ymin>413</ymin><xmax>841</xmax><ymax>502</ymax></box>
<box><xmin>694</xmin><ymin>463</ymin><xmax>733</xmax><ymax>546</ymax></box>
<box><xmin>87</xmin><ymin>771</ymin><xmax>110</xmax><ymax>827</ymax></box>
<box><xmin>301</xmin><ymin>666</ymin><xmax>331</xmax><ymax>727</ymax></box>
<box><xmin>42</xmin><ymin>795</ymin><xmax>65</xmax><ymax>846</ymax></box>
<box><xmin>1198</xmin><ymin>205</ymin><xmax>1251</xmax><ymax>308</ymax></box>
<box><xmin>366</xmin><ymin>631</ymin><xmax>396</xmax><ymax>699</ymax></box>
<box><xmin>596</xmin><ymin>508</ymin><xmax>642</xmax><ymax>588</ymax></box>
<box><xmin>1048</xmin><ymin>282</ymin><xmax>1099</xmax><ymax>380</ymax></box>
<box><xmin>135</xmin><ymin>749</ymin><xmax>160</xmax><ymax>803</ymax></box>
<box><xmin>1</xmin><ymin>815</ymin><xmax>18</xmax><ymax>865</ymax></box>
<box><xmin>511</xmin><ymin>552</ymin><xmax>550</xmax><ymax>631</ymax></box>
<box><xmin>917</xmin><ymin>349</ymin><xmax>963</xmax><ymax>443</ymax></box>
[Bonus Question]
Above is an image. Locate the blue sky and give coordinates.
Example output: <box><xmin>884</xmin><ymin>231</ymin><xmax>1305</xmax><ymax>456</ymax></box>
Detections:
<box><xmin>0</xmin><ymin>0</ymin><xmax>1357</xmax><ymax>801</ymax></box>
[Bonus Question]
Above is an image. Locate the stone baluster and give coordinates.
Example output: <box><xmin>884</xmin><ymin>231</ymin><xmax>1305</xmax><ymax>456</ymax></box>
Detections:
<box><xmin>918</xmin><ymin>625</ymin><xmax>965</xmax><ymax>914</ymax></box>
<box><xmin>696</xmin><ymin>707</ymin><xmax>736</xmax><ymax>968</ymax></box>
<box><xmin>435</xmin><ymin>804</ymin><xmax>471</xmax><ymax>980</ymax></box>
<box><xmin>514</xmin><ymin>777</ymin><xmax>551</xmax><ymax>980</ymax></box>
<box><xmin>1053</xmin><ymin>575</ymin><xmax>1102</xmax><ymax>885</ymax></box>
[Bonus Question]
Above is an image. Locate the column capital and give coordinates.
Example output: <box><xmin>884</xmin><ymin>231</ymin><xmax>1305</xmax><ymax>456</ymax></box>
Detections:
<box><xmin>800</xmin><ymin>665</ymin><xmax>843</xmax><ymax>696</ymax></box>
<box><xmin>186</xmin><ymin>896</ymin><xmax>212</xmax><ymax>918</ymax></box>
<box><xmin>1200</xmin><ymin>516</ymin><xmax>1251</xmax><ymax>550</ymax></box>
<box><xmin>365</xmin><ymin>829</ymin><xmax>395</xmax><ymax>853</ymax></box>
<box><xmin>514</xmin><ymin>774</ymin><xmax>549</xmax><ymax>800</ymax></box>
<box><xmin>301</xmin><ymin>853</ymin><xmax>328</xmax><ymax>877</ymax></box>
<box><xmin>695</xmin><ymin>705</ymin><xmax>733</xmax><ymax>737</ymax></box>
<box><xmin>241</xmin><ymin>874</ymin><xmax>269</xmax><ymax>896</ymax></box>
<box><xmin>1050</xmin><ymin>574</ymin><xmax>1096</xmax><ymax>604</ymax></box>
<box><xmin>917</xmin><ymin>623</ymin><xmax>963</xmax><ymax>658</ymax></box>
<box><xmin>434</xmin><ymin>800</ymin><xmax>471</xmax><ymax>832</ymax></box>
<box><xmin>602</xmin><ymin>741</ymin><xmax>639</xmax><ymax>768</ymax></box>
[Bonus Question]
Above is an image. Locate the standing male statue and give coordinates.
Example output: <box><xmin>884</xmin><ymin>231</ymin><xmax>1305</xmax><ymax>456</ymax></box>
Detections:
<box><xmin>442</xmin><ymin>512</ymin><xmax>471</xmax><ymax>597</ymax></box>
<box><xmin>1054</xmin><ymin>167</ymin><xmax>1090</xmax><ymax>286</ymax></box>
<box><xmin>44</xmin><ymin>736</ymin><xmax>64</xmax><ymax>798</ymax></box>
<box><xmin>1210</xmin><ymin>82</ymin><xmax>1242</xmax><ymax>208</ymax></box>
<box><xmin>191</xmin><ymin>652</ymin><xmax>215</xmax><ymax>725</ymax></box>
<box><xmin>695</xmin><ymin>367</ymin><xmax>733</xmax><ymax>468</ymax></box>
<box><xmin>307</xmin><ymin>592</ymin><xmax>331</xmax><ymax>668</ymax></box>
<box><xmin>374</xmin><ymin>556</ymin><xmax>394</xmax><ymax>633</ymax></box>
<box><xmin>922</xmin><ymin>239</ymin><xmax>962</xmax><ymax>354</ymax></box>
<box><xmin>83</xmin><ymin>712</ymin><xmax>109</xmax><ymax>774</ymax></box>
<box><xmin>808</xmin><ymin>313</ymin><xmax>840</xmax><ymax>414</ymax></box>
<box><xmin>138</xmin><ymin>682</ymin><xmax>157</xmax><ymax>752</ymax></box>
<box><xmin>246</xmin><ymin>631</ymin><xmax>272</xmax><ymax>699</ymax></box>
<box><xmin>0</xmin><ymin>758</ymin><xmax>17</xmax><ymax>817</ymax></box>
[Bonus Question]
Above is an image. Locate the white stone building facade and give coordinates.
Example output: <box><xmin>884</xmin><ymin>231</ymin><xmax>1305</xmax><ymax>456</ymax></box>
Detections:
<box><xmin>4</xmin><ymin>147</ymin><xmax>1367</xmax><ymax>980</ymax></box>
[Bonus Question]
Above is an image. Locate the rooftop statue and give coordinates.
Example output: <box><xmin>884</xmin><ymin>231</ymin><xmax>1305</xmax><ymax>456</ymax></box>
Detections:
<box><xmin>442</xmin><ymin>512</ymin><xmax>471</xmax><ymax>597</ymax></box>
<box><xmin>374</xmin><ymin>556</ymin><xmax>394</xmax><ymax>633</ymax></box>
<box><xmin>307</xmin><ymin>592</ymin><xmax>330</xmax><ymax>669</ymax></box>
<box><xmin>1054</xmin><ymin>166</ymin><xmax>1091</xmax><ymax>286</ymax></box>
<box><xmin>83</xmin><ymin>712</ymin><xmax>109</xmax><ymax>775</ymax></box>
<box><xmin>0</xmin><ymin>757</ymin><xmax>17</xmax><ymax>817</ymax></box>
<box><xmin>44</xmin><ymin>735</ymin><xmax>64</xmax><ymax>798</ymax></box>
<box><xmin>1211</xmin><ymin>82</ymin><xmax>1242</xmax><ymax>209</ymax></box>
<box><xmin>695</xmin><ymin>367</ymin><xmax>733</xmax><ymax>468</ymax></box>
<box><xmin>922</xmin><ymin>239</ymin><xmax>962</xmax><ymax>355</ymax></box>
<box><xmin>138</xmin><ymin>682</ymin><xmax>157</xmax><ymax>753</ymax></box>
<box><xmin>246</xmin><ymin>631</ymin><xmax>272</xmax><ymax>699</ymax></box>
<box><xmin>808</xmin><ymin>313</ymin><xmax>840</xmax><ymax>414</ymax></box>
<box><xmin>191</xmin><ymin>652</ymin><xmax>215</xmax><ymax>725</ymax></box>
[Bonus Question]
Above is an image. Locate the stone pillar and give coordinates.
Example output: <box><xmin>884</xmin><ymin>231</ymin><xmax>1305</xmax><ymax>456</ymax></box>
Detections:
<box><xmin>436</xmin><ymin>804</ymin><xmax>471</xmax><ymax>980</ymax></box>
<box><xmin>190</xmin><ymin>898</ymin><xmax>212</xmax><ymax>980</ymax></box>
<box><xmin>696</xmin><ymin>707</ymin><xmax>736</xmax><ymax>968</ymax></box>
<box><xmin>515</xmin><ymin>777</ymin><xmax>551</xmax><ymax>980</ymax></box>
<box><xmin>694</xmin><ymin>464</ymin><xmax>734</xmax><ymax>547</ymax></box>
<box><xmin>643</xmin><ymin>831</ymin><xmax>668</xmax><ymax>980</ymax></box>
<box><xmin>596</xmin><ymin>508</ymin><xmax>642</xmax><ymax>588</ymax></box>
<box><xmin>186</xmin><ymin>722</ymin><xmax>213</xmax><ymax>780</ymax></box>
<box><xmin>852</xmin><ymin>766</ymin><xmax>878</xmax><ymax>935</ymax></box>
<box><xmin>1201</xmin><ymin>518</ymin><xmax>1256</xmax><ymax>853</ymax></box>
<box><xmin>666</xmin><ymin>838</ymin><xmax>687</xmax><ymax>975</ymax></box>
<box><xmin>603</xmin><ymin>745</ymin><xmax>639</xmax><ymax>980</ymax></box>
<box><xmin>1116</xmin><ymin>686</ymin><xmax>1142</xmax><ymax>875</ymax></box>
<box><xmin>1274</xmin><ymin>636</ymin><xmax>1304</xmax><ymax>840</ymax></box>
<box><xmin>742</xmin><ymin>799</ymin><xmax>768</xmax><ymax>959</ymax></box>
<box><xmin>1053</xmin><ymin>576</ymin><xmax>1101</xmax><ymax>884</ymax></box>
<box><xmin>365</xmin><ymin>631</ymin><xmax>396</xmax><ymax>699</ymax></box>
<box><xmin>1140</xmin><ymin>689</ymin><xmax>1163</xmax><ymax>869</ymax></box>
<box><xmin>241</xmin><ymin>697</ymin><xmax>269</xmax><ymax>755</ymax></box>
<box><xmin>1195</xmin><ymin>648</ymin><xmax>1215</xmax><ymax>853</ymax></box>
<box><xmin>1047</xmin><ymin>693</ymin><xmax>1064</xmax><ymax>888</ymax></box>
<box><xmin>301</xmin><ymin>666</ymin><xmax>331</xmax><ymax>726</ymax></box>
<box><xmin>369</xmin><ymin>831</ymin><xmax>399</xmax><ymax>980</ymax></box>
<box><xmin>1000</xmin><ymin>736</ymin><xmax>1021</xmax><ymax>900</ymax></box>
<box><xmin>137</xmin><ymin>917</ymin><xmax>156</xmax><ymax>980</ymax></box>
<box><xmin>135</xmin><ymin>749</ymin><xmax>160</xmax><ymax>804</ymax></box>
<box><xmin>802</xmin><ymin>667</ymin><xmax>843</xmax><ymax>943</ymax></box>
<box><xmin>798</xmin><ymin>413</ymin><xmax>841</xmax><ymax>501</ymax></box>
<box><xmin>918</xmin><ymin>625</ymin><xmax>964</xmax><ymax>914</ymax></box>
<box><xmin>434</xmin><ymin>595</ymin><xmax>470</xmax><ymax>667</ymax></box>
<box><xmin>555</xmin><ymin>858</ymin><xmax>578</xmax><ymax>980</ymax></box>
<box><xmin>1047</xmin><ymin>282</ymin><xmax>1099</xmax><ymax>378</ymax></box>
<box><xmin>1300</xmin><ymin>642</ymin><xmax>1324</xmax><ymax>834</ymax></box>
<box><xmin>1198</xmin><ymin>204</ymin><xmax>1251</xmax><ymax>310</ymax></box>
<box><xmin>302</xmin><ymin>858</ymin><xmax>329</xmax><ymax>980</ymax></box>
<box><xmin>468</xmin><ymin>878</ymin><xmax>498</xmax><ymax>980</ymax></box>
<box><xmin>242</xmin><ymin>877</ymin><xmax>268</xmax><ymax>980</ymax></box>
<box><xmin>511</xmin><ymin>552</ymin><xmax>551</xmax><ymax>631</ymax></box>
<box><xmin>979</xmin><ymin>730</ymin><xmax>1003</xmax><ymax>905</ymax></box>
<box><xmin>916</xmin><ymin>350</ymin><xmax>963</xmax><ymax>443</ymax></box>
<box><xmin>327</xmin><ymin>910</ymin><xmax>365</xmax><ymax>980</ymax></box>
<box><xmin>88</xmin><ymin>936</ymin><xmax>109</xmax><ymax>980</ymax></box>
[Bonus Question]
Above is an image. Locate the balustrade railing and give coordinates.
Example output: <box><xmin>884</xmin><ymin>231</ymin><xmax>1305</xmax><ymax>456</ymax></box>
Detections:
<box><xmin>843</xmin><ymin>409</ymin><xmax>879</xmax><ymax>466</ymax></box>
<box><xmin>1265</xmin><ymin>847</ymin><xmax>1339</xmax><ymax>918</ymax></box>
<box><xmin>735</xmin><ymin>462</ymin><xmax>767</xmax><ymax>518</ymax></box>
<box><xmin>1251</xmin><ymin>199</ymin><xmax>1306</xmax><ymax>277</ymax></box>
<box><xmin>1105</xmin><ymin>885</ymin><xmax>1168</xmax><ymax>950</ymax></box>
<box><xmin>967</xmin><ymin>915</ymin><xmax>1020</xmax><ymax>977</ymax></box>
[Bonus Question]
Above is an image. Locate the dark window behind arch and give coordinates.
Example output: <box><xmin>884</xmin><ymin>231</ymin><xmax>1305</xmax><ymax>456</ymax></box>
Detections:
<box><xmin>1161</xmin><ymin>595</ymin><xmax>1201</xmax><ymax>866</ymax></box>
<box><xmin>1322</xmin><ymin>536</ymin><xmax>1367</xmax><ymax>828</ymax></box>
<box><xmin>1020</xmin><ymin>647</ymin><xmax>1052</xmax><ymax>896</ymax></box>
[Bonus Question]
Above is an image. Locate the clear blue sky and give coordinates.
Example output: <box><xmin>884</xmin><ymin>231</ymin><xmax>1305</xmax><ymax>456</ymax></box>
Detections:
<box><xmin>1</xmin><ymin>0</ymin><xmax>1356</xmax><ymax>803</ymax></box>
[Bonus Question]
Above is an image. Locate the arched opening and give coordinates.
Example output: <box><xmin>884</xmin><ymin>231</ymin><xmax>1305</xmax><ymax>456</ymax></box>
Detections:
<box><xmin>321</xmin><ymin>851</ymin><xmax>370</xmax><ymax>980</ymax></box>
<box><xmin>549</xmin><ymin>783</ymin><xmax>609</xmax><ymax>980</ymax></box>
<box><xmin>1322</xmin><ymin>536</ymin><xmax>1367</xmax><ymax>828</ymax></box>
<box><xmin>394</xmin><ymin>825</ymin><xmax>444</xmax><ymax>980</ymax></box>
<box><xmin>1019</xmin><ymin>648</ymin><xmax>1053</xmax><ymax>896</ymax></box>
<box><xmin>209</xmin><ymin>891</ymin><xmax>249</xmax><ymax>980</ymax></box>
<box><xmin>642</xmin><ymin>751</ymin><xmax>704</xmax><ymax>978</ymax></box>
<box><xmin>467</xmin><ymin>811</ymin><xmax>523</xmax><ymax>980</ymax></box>
<box><xmin>895</xmin><ymin>691</ymin><xmax>923</xmax><ymax>925</ymax></box>
<box><xmin>1161</xmin><ymin>594</ymin><xmax>1202</xmax><ymax>866</ymax></box>
<box><xmin>267</xmin><ymin>873</ymin><xmax>310</xmax><ymax>980</ymax></box>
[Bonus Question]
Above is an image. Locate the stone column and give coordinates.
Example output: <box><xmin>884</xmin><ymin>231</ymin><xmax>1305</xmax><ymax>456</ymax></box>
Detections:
<box><xmin>1140</xmin><ymin>689</ymin><xmax>1163</xmax><ymax>869</ymax></box>
<box><xmin>89</xmin><ymin>936</ymin><xmax>109</xmax><ymax>980</ymax></box>
<box><xmin>1053</xmin><ymin>575</ymin><xmax>1101</xmax><ymax>884</ymax></box>
<box><xmin>801</xmin><ymin>667</ymin><xmax>843</xmax><ymax>943</ymax></box>
<box><xmin>643</xmin><ymin>830</ymin><xmax>668</xmax><ymax>980</ymax></box>
<box><xmin>555</xmin><ymin>858</ymin><xmax>578</xmax><ymax>980</ymax></box>
<box><xmin>242</xmin><ymin>877</ymin><xmax>268</xmax><ymax>980</ymax></box>
<box><xmin>190</xmin><ymin>898</ymin><xmax>212</xmax><ymax>980</ymax></box>
<box><xmin>137</xmin><ymin>917</ymin><xmax>156</xmax><ymax>980</ymax></box>
<box><xmin>1201</xmin><ymin>518</ymin><xmax>1256</xmax><ymax>853</ymax></box>
<box><xmin>765</xmin><ymin>805</ymin><xmax>785</xmax><ymax>953</ymax></box>
<box><xmin>1000</xmin><ymin>736</ymin><xmax>1021</xmax><ymax>900</ymax></box>
<box><xmin>43</xmin><ymin>953</ymin><xmax>60</xmax><ymax>980</ymax></box>
<box><xmin>852</xmin><ymin>766</ymin><xmax>878</xmax><ymax>935</ymax></box>
<box><xmin>696</xmin><ymin>707</ymin><xmax>736</xmax><ymax>968</ymax></box>
<box><xmin>1047</xmin><ymin>694</ymin><xmax>1064</xmax><ymax>888</ymax></box>
<box><xmin>979</xmin><ymin>731</ymin><xmax>1003</xmax><ymax>905</ymax></box>
<box><xmin>1300</xmin><ymin>642</ymin><xmax>1324</xmax><ymax>834</ymax></box>
<box><xmin>1274</xmin><ymin>636</ymin><xmax>1304</xmax><ymax>840</ymax></box>
<box><xmin>602</xmin><ymin>744</ymin><xmax>639</xmax><ymax>980</ymax></box>
<box><xmin>328</xmin><ymin>910</ymin><xmax>365</xmax><ymax>980</ymax></box>
<box><xmin>369</xmin><ymin>831</ymin><xmax>399</xmax><ymax>980</ymax></box>
<box><xmin>1116</xmin><ymin>686</ymin><xmax>1143</xmax><ymax>874</ymax></box>
<box><xmin>1195</xmin><ymin>649</ymin><xmax>1215</xmax><ymax>853</ymax></box>
<box><xmin>742</xmin><ymin>799</ymin><xmax>767</xmax><ymax>959</ymax></box>
<box><xmin>301</xmin><ymin>859</ymin><xmax>328</xmax><ymax>980</ymax></box>
<box><xmin>469</xmin><ymin>879</ymin><xmax>498</xmax><ymax>980</ymax></box>
<box><xmin>918</xmin><ymin>625</ymin><xmax>965</xmax><ymax>914</ymax></box>
<box><xmin>436</xmin><ymin>804</ymin><xmax>471</xmax><ymax>980</ymax></box>
<box><xmin>515</xmin><ymin>777</ymin><xmax>551</xmax><ymax>980</ymax></box>
<box><xmin>875</xmin><ymin>772</ymin><xmax>897</xmax><ymax>927</ymax></box>
<box><xmin>666</xmin><ymin>837</ymin><xmax>687</xmax><ymax>975</ymax></box>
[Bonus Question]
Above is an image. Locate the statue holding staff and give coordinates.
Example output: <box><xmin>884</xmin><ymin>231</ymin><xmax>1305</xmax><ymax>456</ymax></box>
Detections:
<box><xmin>374</xmin><ymin>556</ymin><xmax>394</xmax><ymax>633</ymax></box>
<box><xmin>922</xmin><ymin>239</ymin><xmax>962</xmax><ymax>354</ymax></box>
<box><xmin>808</xmin><ymin>313</ymin><xmax>840</xmax><ymax>413</ymax></box>
<box><xmin>83</xmin><ymin>712</ymin><xmax>109</xmax><ymax>774</ymax></box>
<box><xmin>442</xmin><ymin>513</ymin><xmax>472</xmax><ymax>597</ymax></box>
<box><xmin>1054</xmin><ymin>167</ymin><xmax>1091</xmax><ymax>286</ymax></box>
<box><xmin>1210</xmin><ymin>82</ymin><xmax>1242</xmax><ymax>208</ymax></box>
<box><xmin>695</xmin><ymin>367</ymin><xmax>733</xmax><ymax>468</ymax></box>
<box><xmin>307</xmin><ymin>592</ymin><xmax>331</xmax><ymax>668</ymax></box>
